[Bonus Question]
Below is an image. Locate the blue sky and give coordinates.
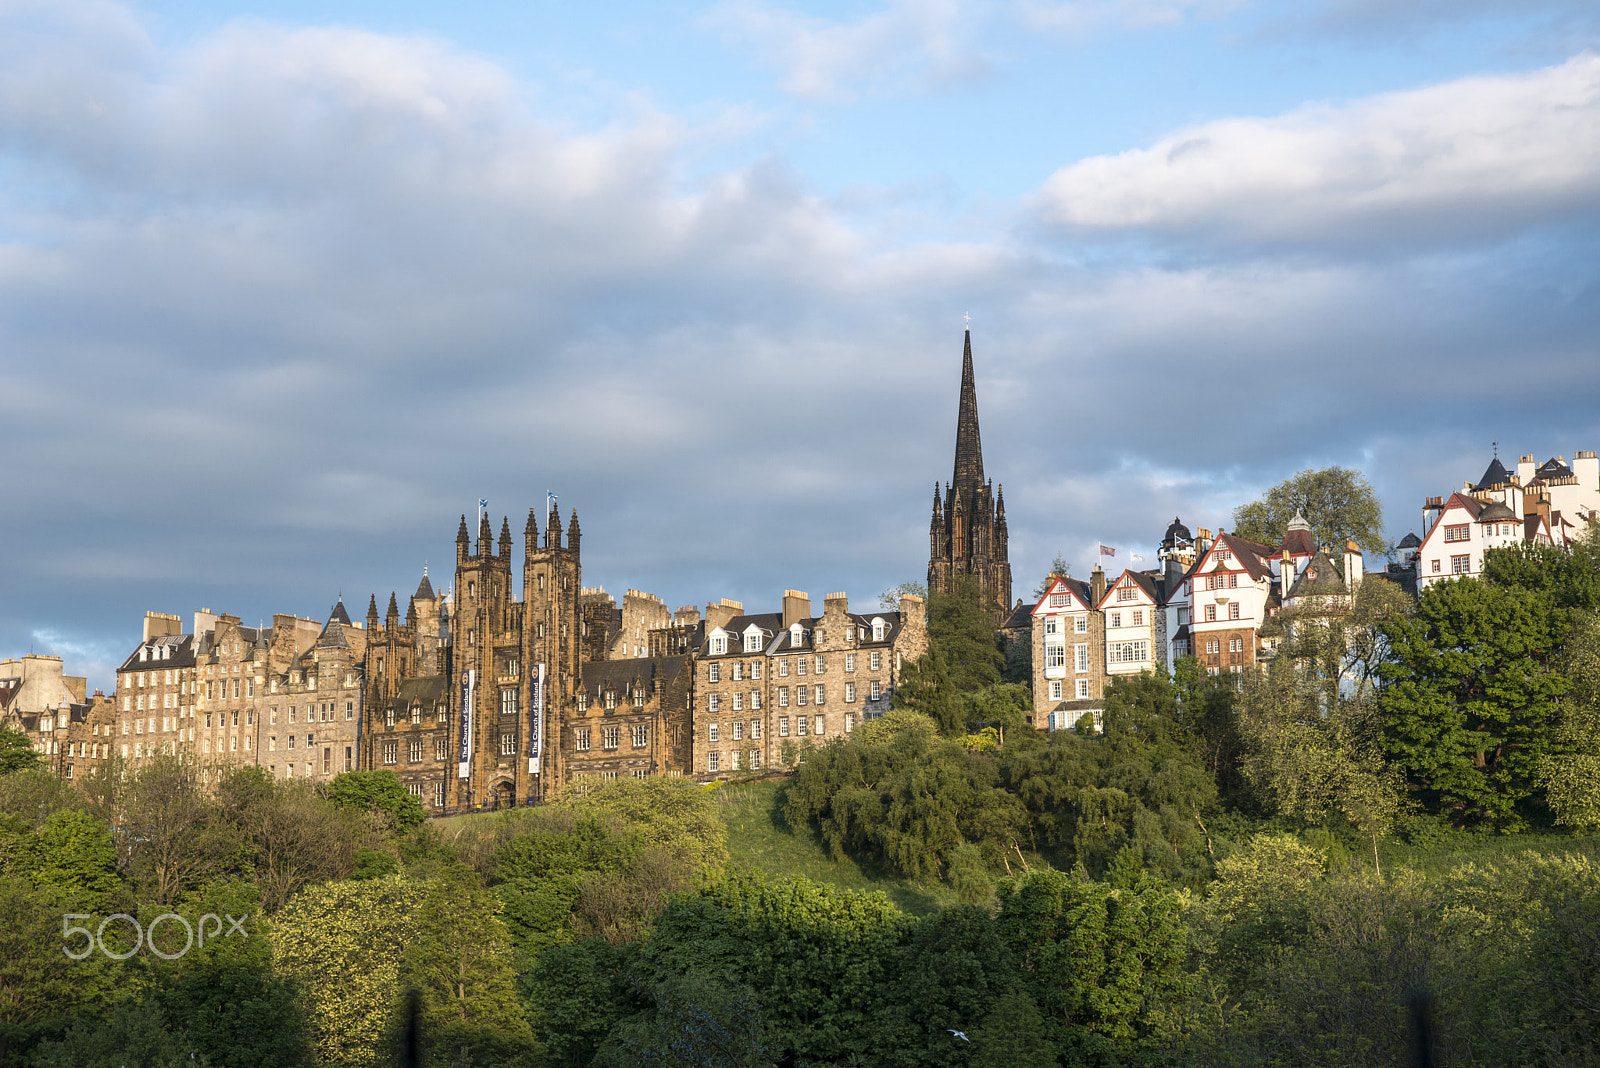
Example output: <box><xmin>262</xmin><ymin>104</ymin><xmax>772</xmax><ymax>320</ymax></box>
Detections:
<box><xmin>3</xmin><ymin>0</ymin><xmax>1599</xmax><ymax>688</ymax></box>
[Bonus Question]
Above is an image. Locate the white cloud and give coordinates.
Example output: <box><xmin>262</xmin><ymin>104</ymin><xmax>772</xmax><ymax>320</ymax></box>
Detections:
<box><xmin>1035</xmin><ymin>52</ymin><xmax>1600</xmax><ymax>246</ymax></box>
<box><xmin>703</xmin><ymin>0</ymin><xmax>988</xmax><ymax>102</ymax></box>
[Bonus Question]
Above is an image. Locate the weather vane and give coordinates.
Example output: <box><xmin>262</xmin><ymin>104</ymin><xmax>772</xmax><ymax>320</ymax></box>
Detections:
<box><xmin>964</xmin><ymin>311</ymin><xmax>971</xmax><ymax>329</ymax></box>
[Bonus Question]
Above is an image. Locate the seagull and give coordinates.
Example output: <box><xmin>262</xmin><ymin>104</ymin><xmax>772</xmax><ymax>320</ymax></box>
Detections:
<box><xmin>947</xmin><ymin>1030</ymin><xmax>969</xmax><ymax>1042</ymax></box>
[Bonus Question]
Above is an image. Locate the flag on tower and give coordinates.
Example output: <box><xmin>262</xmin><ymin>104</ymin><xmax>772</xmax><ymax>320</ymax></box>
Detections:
<box><xmin>1099</xmin><ymin>545</ymin><xmax>1115</xmax><ymax>557</ymax></box>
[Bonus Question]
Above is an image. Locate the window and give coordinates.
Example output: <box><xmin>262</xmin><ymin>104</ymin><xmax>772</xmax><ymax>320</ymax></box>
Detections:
<box><xmin>709</xmin><ymin>723</ymin><xmax>719</xmax><ymax>743</ymax></box>
<box><xmin>577</xmin><ymin>692</ymin><xmax>588</xmax><ymax>711</ymax></box>
<box><xmin>872</xmin><ymin>620</ymin><xmax>886</xmax><ymax>641</ymax></box>
<box><xmin>797</xmin><ymin>685</ymin><xmax>807</xmax><ymax>706</ymax></box>
<box><xmin>1205</xmin><ymin>604</ymin><xmax>1217</xmax><ymax>621</ymax></box>
<box><xmin>1452</xmin><ymin>554</ymin><xmax>1471</xmax><ymax>574</ymax></box>
<box><xmin>779</xmin><ymin>658</ymin><xmax>788</xmax><ymax>676</ymax></box>
<box><xmin>791</xmin><ymin>625</ymin><xmax>804</xmax><ymax>648</ymax></box>
<box><xmin>814</xmin><ymin>715</ymin><xmax>825</xmax><ymax>735</ymax></box>
<box><xmin>814</xmin><ymin>685</ymin><xmax>824</xmax><ymax>705</ymax></box>
<box><xmin>751</xmin><ymin>691</ymin><xmax>762</xmax><ymax>709</ymax></box>
<box><xmin>1228</xmin><ymin>603</ymin><xmax>1240</xmax><ymax>620</ymax></box>
<box><xmin>1432</xmin><ymin>559</ymin><xmax>1441</xmax><ymax>573</ymax></box>
<box><xmin>1108</xmin><ymin>641</ymin><xmax>1149</xmax><ymax>664</ymax></box>
<box><xmin>797</xmin><ymin>657</ymin><xmax>807</xmax><ymax>676</ymax></box>
<box><xmin>1074</xmin><ymin>616</ymin><xmax>1088</xmax><ymax>633</ymax></box>
<box><xmin>779</xmin><ymin>686</ymin><xmax>789</xmax><ymax>707</ymax></box>
<box><xmin>1076</xmin><ymin>679</ymin><xmax>1089</xmax><ymax>698</ymax></box>
<box><xmin>603</xmin><ymin>726</ymin><xmax>619</xmax><ymax>750</ymax></box>
<box><xmin>411</xmin><ymin>704</ymin><xmax>421</xmax><ymax>725</ymax></box>
<box><xmin>383</xmin><ymin>741</ymin><xmax>398</xmax><ymax>765</ymax></box>
<box><xmin>708</xmin><ymin>664</ymin><xmax>720</xmax><ymax>683</ymax></box>
<box><xmin>709</xmin><ymin>694</ymin><xmax>721</xmax><ymax>714</ymax></box>
<box><xmin>434</xmin><ymin>781</ymin><xmax>446</xmax><ymax>807</ymax></box>
<box><xmin>498</xmin><ymin>732</ymin><xmax>516</xmax><ymax>756</ymax></box>
<box><xmin>845</xmin><ymin>653</ymin><xmax>855</xmax><ymax>671</ymax></box>
<box><xmin>1117</xmin><ymin>586</ymin><xmax>1136</xmax><ymax>601</ymax></box>
<box><xmin>1050</xmin><ymin>680</ymin><xmax>1062</xmax><ymax>700</ymax></box>
<box><xmin>708</xmin><ymin>752</ymin><xmax>720</xmax><ymax>772</ymax></box>
<box><xmin>576</xmin><ymin>728</ymin><xmax>591</xmax><ymax>751</ymax></box>
<box><xmin>845</xmin><ymin>682</ymin><xmax>856</xmax><ymax>702</ymax></box>
<box><xmin>1229</xmin><ymin>638</ymin><xmax>1245</xmax><ymax>653</ymax></box>
<box><xmin>1075</xmin><ymin>644</ymin><xmax>1089</xmax><ymax>672</ymax></box>
<box><xmin>1046</xmin><ymin>644</ymin><xmax>1066</xmax><ymax>668</ymax></box>
<box><xmin>732</xmin><ymin>692</ymin><xmax>743</xmax><ymax>711</ymax></box>
<box><xmin>1110</xmin><ymin>612</ymin><xmax>1121</xmax><ymax>628</ymax></box>
<box><xmin>870</xmin><ymin>680</ymin><xmax>881</xmax><ymax>701</ymax></box>
<box><xmin>730</xmin><ymin>750</ymin><xmax>742</xmax><ymax>770</ymax></box>
<box><xmin>845</xmin><ymin>713</ymin><xmax>855</xmax><ymax>733</ymax></box>
<box><xmin>1131</xmin><ymin>609</ymin><xmax>1143</xmax><ymax>626</ymax></box>
<box><xmin>870</xmin><ymin>651</ymin><xmax>881</xmax><ymax>671</ymax></box>
<box><xmin>732</xmin><ymin>662</ymin><xmax>743</xmax><ymax>681</ymax></box>
<box><xmin>779</xmin><ymin>717</ymin><xmax>789</xmax><ymax>736</ymax></box>
<box><xmin>1206</xmin><ymin>639</ymin><xmax>1220</xmax><ymax>654</ymax></box>
<box><xmin>1049</xmin><ymin>592</ymin><xmax>1068</xmax><ymax>607</ymax></box>
<box><xmin>1444</xmin><ymin>523</ymin><xmax>1470</xmax><ymax>543</ymax></box>
<box><xmin>744</xmin><ymin>632</ymin><xmax>762</xmax><ymax>652</ymax></box>
<box><xmin>632</xmin><ymin>725</ymin><xmax>649</xmax><ymax>748</ymax></box>
<box><xmin>410</xmin><ymin>739</ymin><xmax>423</xmax><ymax>762</ymax></box>
<box><xmin>435</xmin><ymin>736</ymin><xmax>449</xmax><ymax>761</ymax></box>
<box><xmin>796</xmin><ymin>715</ymin><xmax>808</xmax><ymax>735</ymax></box>
<box><xmin>345</xmin><ymin>746</ymin><xmax>353</xmax><ymax>771</ymax></box>
<box><xmin>751</xmin><ymin>662</ymin><xmax>761</xmax><ymax>680</ymax></box>
<box><xmin>815</xmin><ymin>656</ymin><xmax>825</xmax><ymax>673</ymax></box>
<box><xmin>501</xmin><ymin>689</ymin><xmax>517</xmax><ymax>715</ymax></box>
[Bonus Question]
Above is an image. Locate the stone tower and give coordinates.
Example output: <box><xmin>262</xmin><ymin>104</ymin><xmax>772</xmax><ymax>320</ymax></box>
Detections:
<box><xmin>928</xmin><ymin>329</ymin><xmax>1012</xmax><ymax>623</ymax></box>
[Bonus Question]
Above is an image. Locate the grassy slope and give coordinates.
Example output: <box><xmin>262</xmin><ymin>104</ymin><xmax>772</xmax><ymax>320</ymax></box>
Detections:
<box><xmin>713</xmin><ymin>779</ymin><xmax>964</xmax><ymax>916</ymax></box>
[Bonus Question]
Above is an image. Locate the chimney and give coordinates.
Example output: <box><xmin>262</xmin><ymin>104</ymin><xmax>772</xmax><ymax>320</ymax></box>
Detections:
<box><xmin>781</xmin><ymin>590</ymin><xmax>812</xmax><ymax>629</ymax></box>
<box><xmin>673</xmin><ymin>605</ymin><xmax>701</xmax><ymax>627</ymax></box>
<box><xmin>1575</xmin><ymin>450</ymin><xmax>1599</xmax><ymax>488</ymax></box>
<box><xmin>1344</xmin><ymin>540</ymin><xmax>1364</xmax><ymax>589</ymax></box>
<box><xmin>823</xmin><ymin>591</ymin><xmax>848</xmax><ymax>616</ymax></box>
<box><xmin>1195</xmin><ymin>527</ymin><xmax>1214</xmax><ymax>555</ymax></box>
<box><xmin>143</xmin><ymin>611</ymin><xmax>182</xmax><ymax>643</ymax></box>
<box><xmin>1090</xmin><ymin>567</ymin><xmax>1106</xmax><ymax>606</ymax></box>
<box><xmin>706</xmin><ymin>598</ymin><xmax>743</xmax><ymax>631</ymax></box>
<box><xmin>1422</xmin><ymin>496</ymin><xmax>1444</xmax><ymax>534</ymax></box>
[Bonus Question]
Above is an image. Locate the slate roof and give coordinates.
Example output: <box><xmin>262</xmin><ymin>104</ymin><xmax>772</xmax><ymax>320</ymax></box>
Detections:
<box><xmin>1286</xmin><ymin>549</ymin><xmax>1348</xmax><ymax>599</ymax></box>
<box><xmin>117</xmin><ymin>634</ymin><xmax>198</xmax><ymax>673</ymax></box>
<box><xmin>394</xmin><ymin>676</ymin><xmax>447</xmax><ymax>705</ymax></box>
<box><xmin>415</xmin><ymin>572</ymin><xmax>436</xmax><ymax>601</ymax></box>
<box><xmin>1398</xmin><ymin>531</ymin><xmax>1422</xmax><ymax>549</ymax></box>
<box><xmin>1001</xmin><ymin>599</ymin><xmax>1033</xmax><ymax>632</ymax></box>
<box><xmin>1478</xmin><ymin>501</ymin><xmax>1517</xmax><ymax>523</ymax></box>
<box><xmin>1163</xmin><ymin>517</ymin><xmax>1192</xmax><ymax>544</ymax></box>
<box><xmin>1537</xmin><ymin>457</ymin><xmax>1575</xmax><ymax>480</ymax></box>
<box><xmin>328</xmin><ymin>600</ymin><xmax>352</xmax><ymax>626</ymax></box>
<box><xmin>701</xmin><ymin>612</ymin><xmax>783</xmax><ymax>656</ymax></box>
<box><xmin>1474</xmin><ymin>457</ymin><xmax>1512</xmax><ymax>489</ymax></box>
<box><xmin>579</xmin><ymin>655</ymin><xmax>687</xmax><ymax>699</ymax></box>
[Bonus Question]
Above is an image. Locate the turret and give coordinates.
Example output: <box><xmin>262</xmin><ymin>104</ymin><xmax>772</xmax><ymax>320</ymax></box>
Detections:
<box><xmin>478</xmin><ymin>511</ymin><xmax>493</xmax><ymax>557</ymax></box>
<box><xmin>406</xmin><ymin>596</ymin><xmax>417</xmax><ymax>627</ymax></box>
<box><xmin>546</xmin><ymin>503</ymin><xmax>561</xmax><ymax>549</ymax></box>
<box><xmin>568</xmin><ymin>508</ymin><xmax>581</xmax><ymax>553</ymax></box>
<box><xmin>499</xmin><ymin>516</ymin><xmax>513</xmax><ymax>560</ymax></box>
<box><xmin>367</xmin><ymin>595</ymin><xmax>380</xmax><ymax>631</ymax></box>
<box><xmin>386</xmin><ymin>592</ymin><xmax>400</xmax><ymax>627</ymax></box>
<box><xmin>525</xmin><ymin>507</ymin><xmax>539</xmax><ymax>548</ymax></box>
<box><xmin>456</xmin><ymin>515</ymin><xmax>470</xmax><ymax>561</ymax></box>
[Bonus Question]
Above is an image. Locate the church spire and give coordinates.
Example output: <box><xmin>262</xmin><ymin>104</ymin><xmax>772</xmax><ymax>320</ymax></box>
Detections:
<box><xmin>952</xmin><ymin>328</ymin><xmax>984</xmax><ymax>493</ymax></box>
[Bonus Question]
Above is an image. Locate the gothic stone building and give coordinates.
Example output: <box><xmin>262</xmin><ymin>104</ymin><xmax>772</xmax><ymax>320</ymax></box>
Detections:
<box><xmin>928</xmin><ymin>329</ymin><xmax>1012</xmax><ymax>624</ymax></box>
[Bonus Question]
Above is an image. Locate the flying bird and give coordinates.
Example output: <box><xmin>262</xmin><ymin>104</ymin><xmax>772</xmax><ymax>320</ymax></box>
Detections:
<box><xmin>947</xmin><ymin>1030</ymin><xmax>969</xmax><ymax>1041</ymax></box>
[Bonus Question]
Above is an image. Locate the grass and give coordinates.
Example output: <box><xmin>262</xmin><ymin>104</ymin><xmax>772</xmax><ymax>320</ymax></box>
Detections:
<box><xmin>1379</xmin><ymin>826</ymin><xmax>1600</xmax><ymax>877</ymax></box>
<box><xmin>713</xmin><ymin>778</ymin><xmax>965</xmax><ymax>916</ymax></box>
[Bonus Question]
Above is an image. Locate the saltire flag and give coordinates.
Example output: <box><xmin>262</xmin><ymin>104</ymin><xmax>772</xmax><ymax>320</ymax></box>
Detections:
<box><xmin>1099</xmin><ymin>544</ymin><xmax>1115</xmax><ymax>557</ymax></box>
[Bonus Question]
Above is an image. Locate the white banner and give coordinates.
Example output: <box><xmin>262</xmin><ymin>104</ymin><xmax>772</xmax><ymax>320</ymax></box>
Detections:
<box><xmin>527</xmin><ymin>663</ymin><xmax>546</xmax><ymax>775</ymax></box>
<box><xmin>457</xmin><ymin>668</ymin><xmax>474</xmax><ymax>779</ymax></box>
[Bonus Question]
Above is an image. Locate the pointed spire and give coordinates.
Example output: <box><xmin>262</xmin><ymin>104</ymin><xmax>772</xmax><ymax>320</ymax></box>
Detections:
<box><xmin>456</xmin><ymin>514</ymin><xmax>469</xmax><ymax>545</ymax></box>
<box><xmin>478</xmin><ymin>511</ymin><xmax>493</xmax><ymax>556</ymax></box>
<box><xmin>996</xmin><ymin>483</ymin><xmax>1006</xmax><ymax>518</ymax></box>
<box><xmin>931</xmin><ymin>482</ymin><xmax>943</xmax><ymax>518</ymax></box>
<box><xmin>568</xmin><ymin>507</ymin><xmax>581</xmax><ymax>541</ymax></box>
<box><xmin>499</xmin><ymin>516</ymin><xmax>512</xmax><ymax>558</ymax></box>
<box><xmin>525</xmin><ymin>506</ymin><xmax>539</xmax><ymax>542</ymax></box>
<box><xmin>386</xmin><ymin>592</ymin><xmax>400</xmax><ymax>624</ymax></box>
<box><xmin>952</xmin><ymin>328</ymin><xmax>985</xmax><ymax>494</ymax></box>
<box><xmin>547</xmin><ymin>502</ymin><xmax>562</xmax><ymax>549</ymax></box>
<box><xmin>406</xmin><ymin>596</ymin><xmax>417</xmax><ymax>626</ymax></box>
<box><xmin>367</xmin><ymin>594</ymin><xmax>379</xmax><ymax>630</ymax></box>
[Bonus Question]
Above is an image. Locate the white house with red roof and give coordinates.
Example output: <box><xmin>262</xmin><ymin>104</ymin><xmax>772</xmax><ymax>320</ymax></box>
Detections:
<box><xmin>1094</xmin><ymin>569</ymin><xmax>1168</xmax><ymax>679</ymax></box>
<box><xmin>1029</xmin><ymin>572</ymin><xmax>1106</xmax><ymax>731</ymax></box>
<box><xmin>1414</xmin><ymin>450</ymin><xmax>1599</xmax><ymax>590</ymax></box>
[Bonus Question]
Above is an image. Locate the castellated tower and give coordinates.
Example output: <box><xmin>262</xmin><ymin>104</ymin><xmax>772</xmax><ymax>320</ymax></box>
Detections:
<box><xmin>927</xmin><ymin>328</ymin><xmax>1013</xmax><ymax>623</ymax></box>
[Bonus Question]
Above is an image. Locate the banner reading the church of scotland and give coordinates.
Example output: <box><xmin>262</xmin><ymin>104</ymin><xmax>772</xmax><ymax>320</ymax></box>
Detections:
<box><xmin>528</xmin><ymin>663</ymin><xmax>546</xmax><ymax>775</ymax></box>
<box><xmin>457</xmin><ymin>668</ymin><xmax>475</xmax><ymax>779</ymax></box>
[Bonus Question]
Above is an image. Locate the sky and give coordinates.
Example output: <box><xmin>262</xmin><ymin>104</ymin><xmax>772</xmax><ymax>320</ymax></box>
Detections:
<box><xmin>3</xmin><ymin>0</ymin><xmax>1599</xmax><ymax>690</ymax></box>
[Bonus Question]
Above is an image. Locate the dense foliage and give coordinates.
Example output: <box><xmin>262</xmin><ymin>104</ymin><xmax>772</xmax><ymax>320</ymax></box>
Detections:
<box><xmin>1229</xmin><ymin>465</ymin><xmax>1388</xmax><ymax>556</ymax></box>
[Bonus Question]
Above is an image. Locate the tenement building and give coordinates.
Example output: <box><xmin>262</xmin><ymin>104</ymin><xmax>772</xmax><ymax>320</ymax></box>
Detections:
<box><xmin>928</xmin><ymin>329</ymin><xmax>1013</xmax><ymax>624</ymax></box>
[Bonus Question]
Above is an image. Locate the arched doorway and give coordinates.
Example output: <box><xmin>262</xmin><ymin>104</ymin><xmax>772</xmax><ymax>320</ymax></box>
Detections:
<box><xmin>487</xmin><ymin>778</ymin><xmax>516</xmax><ymax>810</ymax></box>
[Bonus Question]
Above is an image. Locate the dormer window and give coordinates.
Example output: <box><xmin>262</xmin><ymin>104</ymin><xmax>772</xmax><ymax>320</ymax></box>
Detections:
<box><xmin>710</xmin><ymin>635</ymin><xmax>727</xmax><ymax>655</ymax></box>
<box><xmin>790</xmin><ymin>624</ymin><xmax>803</xmax><ymax>648</ymax></box>
<box><xmin>743</xmin><ymin>629</ymin><xmax>762</xmax><ymax>652</ymax></box>
<box><xmin>871</xmin><ymin>618</ymin><xmax>886</xmax><ymax>642</ymax></box>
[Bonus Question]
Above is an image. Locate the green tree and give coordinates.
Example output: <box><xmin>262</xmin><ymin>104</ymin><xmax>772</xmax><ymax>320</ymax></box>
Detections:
<box><xmin>0</xmin><ymin>724</ymin><xmax>41</xmax><ymax>776</ymax></box>
<box><xmin>217</xmin><ymin>766</ymin><xmax>358</xmax><ymax>912</ymax></box>
<box><xmin>1031</xmin><ymin>554</ymin><xmax>1072</xmax><ymax>598</ymax></box>
<box><xmin>7</xmin><ymin>809</ymin><xmax>119</xmax><ymax>908</ymax></box>
<box><xmin>1231</xmin><ymin>466</ymin><xmax>1387</xmax><ymax>556</ymax></box>
<box><xmin>326</xmin><ymin>769</ymin><xmax>426</xmax><ymax>830</ymax></box>
<box><xmin>972</xmin><ymin>992</ymin><xmax>1053</xmax><ymax>1068</ymax></box>
<box><xmin>1380</xmin><ymin>577</ymin><xmax>1569</xmax><ymax>828</ymax></box>
<box><xmin>523</xmin><ymin>938</ymin><xmax>640</xmax><ymax>1068</ymax></box>
<box><xmin>1537</xmin><ymin>612</ymin><xmax>1600</xmax><ymax>829</ymax></box>
<box><xmin>270</xmin><ymin>874</ymin><xmax>425</xmax><ymax>1068</ymax></box>
<box><xmin>118</xmin><ymin>753</ymin><xmax>234</xmax><ymax>904</ymax></box>
<box><xmin>28</xmin><ymin>998</ymin><xmax>209</xmax><ymax>1068</ymax></box>
<box><xmin>892</xmin><ymin>647</ymin><xmax>961</xmax><ymax>736</ymax></box>
<box><xmin>926</xmin><ymin>576</ymin><xmax>1005</xmax><ymax>695</ymax></box>
<box><xmin>607</xmin><ymin>973</ymin><xmax>774</xmax><ymax>1068</ymax></box>
<box><xmin>878</xmin><ymin>904</ymin><xmax>1016</xmax><ymax>1068</ymax></box>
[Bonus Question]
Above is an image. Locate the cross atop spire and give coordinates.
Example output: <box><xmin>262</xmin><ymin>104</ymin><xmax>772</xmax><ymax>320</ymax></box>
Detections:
<box><xmin>952</xmin><ymin>327</ymin><xmax>984</xmax><ymax>493</ymax></box>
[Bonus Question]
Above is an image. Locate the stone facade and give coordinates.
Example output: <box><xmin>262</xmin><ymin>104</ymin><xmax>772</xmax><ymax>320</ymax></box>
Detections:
<box><xmin>928</xmin><ymin>330</ymin><xmax>1012</xmax><ymax>623</ymax></box>
<box><xmin>1</xmin><ymin>653</ymin><xmax>114</xmax><ymax>780</ymax></box>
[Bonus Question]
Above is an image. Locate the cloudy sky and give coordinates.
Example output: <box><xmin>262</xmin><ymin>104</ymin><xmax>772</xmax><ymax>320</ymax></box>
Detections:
<box><xmin>4</xmin><ymin>0</ymin><xmax>1598</xmax><ymax>689</ymax></box>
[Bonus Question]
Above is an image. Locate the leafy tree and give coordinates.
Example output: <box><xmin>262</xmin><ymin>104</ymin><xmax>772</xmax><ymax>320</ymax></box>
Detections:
<box><xmin>638</xmin><ymin>870</ymin><xmax>911</xmax><ymax>1065</ymax></box>
<box><xmin>217</xmin><ymin>766</ymin><xmax>358</xmax><ymax>912</ymax></box>
<box><xmin>972</xmin><ymin>992</ymin><xmax>1053</xmax><ymax>1068</ymax></box>
<box><xmin>1537</xmin><ymin>611</ymin><xmax>1600</xmax><ymax>829</ymax></box>
<box><xmin>117</xmin><ymin>753</ymin><xmax>235</xmax><ymax>904</ymax></box>
<box><xmin>6</xmin><ymin>809</ymin><xmax>119</xmax><ymax>908</ymax></box>
<box><xmin>1230</xmin><ymin>466</ymin><xmax>1387</xmax><ymax>556</ymax></box>
<box><xmin>28</xmin><ymin>998</ymin><xmax>209</xmax><ymax>1068</ymax></box>
<box><xmin>271</xmin><ymin>874</ymin><xmax>425</xmax><ymax>1068</ymax></box>
<box><xmin>523</xmin><ymin>938</ymin><xmax>640</xmax><ymax>1068</ymax></box>
<box><xmin>0</xmin><ymin>876</ymin><xmax>124</xmax><ymax>1028</ymax></box>
<box><xmin>878</xmin><ymin>904</ymin><xmax>1016</xmax><ymax>1068</ymax></box>
<box><xmin>1482</xmin><ymin>532</ymin><xmax>1600</xmax><ymax>612</ymax></box>
<box><xmin>606</xmin><ymin>973</ymin><xmax>774</xmax><ymax>1068</ymax></box>
<box><xmin>0</xmin><ymin>724</ymin><xmax>41</xmax><ymax>776</ymax></box>
<box><xmin>892</xmin><ymin>647</ymin><xmax>961</xmax><ymax>736</ymax></box>
<box><xmin>879</xmin><ymin>580</ymin><xmax>928</xmax><ymax>610</ymax></box>
<box><xmin>1379</xmin><ymin>577</ymin><xmax>1569</xmax><ymax>828</ymax></box>
<box><xmin>326</xmin><ymin>769</ymin><xmax>426</xmax><ymax>830</ymax></box>
<box><xmin>544</xmin><ymin>775</ymin><xmax>728</xmax><ymax>878</ymax></box>
<box><xmin>994</xmin><ymin>868</ymin><xmax>1189</xmax><ymax>1060</ymax></box>
<box><xmin>926</xmin><ymin>576</ymin><xmax>1005</xmax><ymax>695</ymax></box>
